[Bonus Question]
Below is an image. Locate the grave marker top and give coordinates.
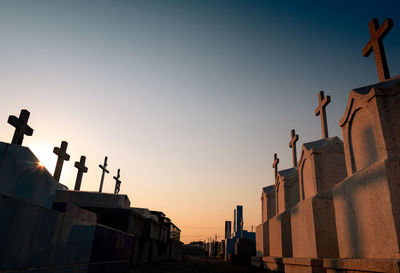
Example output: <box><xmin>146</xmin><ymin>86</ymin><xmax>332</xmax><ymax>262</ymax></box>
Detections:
<box><xmin>314</xmin><ymin>91</ymin><xmax>331</xmax><ymax>139</ymax></box>
<box><xmin>272</xmin><ymin>153</ymin><xmax>279</xmax><ymax>182</ymax></box>
<box><xmin>99</xmin><ymin>156</ymin><xmax>110</xmax><ymax>192</ymax></box>
<box><xmin>7</xmin><ymin>109</ymin><xmax>33</xmax><ymax>145</ymax></box>
<box><xmin>53</xmin><ymin>141</ymin><xmax>70</xmax><ymax>183</ymax></box>
<box><xmin>74</xmin><ymin>155</ymin><xmax>88</xmax><ymax>190</ymax></box>
<box><xmin>113</xmin><ymin>168</ymin><xmax>122</xmax><ymax>194</ymax></box>
<box><xmin>289</xmin><ymin>129</ymin><xmax>299</xmax><ymax>167</ymax></box>
<box><xmin>363</xmin><ymin>18</ymin><xmax>393</xmax><ymax>82</ymax></box>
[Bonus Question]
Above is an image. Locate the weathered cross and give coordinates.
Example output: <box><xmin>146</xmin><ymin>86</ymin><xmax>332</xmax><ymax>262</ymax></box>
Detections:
<box><xmin>74</xmin><ymin>156</ymin><xmax>88</xmax><ymax>191</ymax></box>
<box><xmin>53</xmin><ymin>141</ymin><xmax>70</xmax><ymax>183</ymax></box>
<box><xmin>98</xmin><ymin>156</ymin><xmax>110</xmax><ymax>192</ymax></box>
<box><xmin>113</xmin><ymin>168</ymin><xmax>122</xmax><ymax>194</ymax></box>
<box><xmin>289</xmin><ymin>129</ymin><xmax>299</xmax><ymax>167</ymax></box>
<box><xmin>7</xmin><ymin>109</ymin><xmax>34</xmax><ymax>145</ymax></box>
<box><xmin>272</xmin><ymin>153</ymin><xmax>279</xmax><ymax>182</ymax></box>
<box><xmin>314</xmin><ymin>91</ymin><xmax>331</xmax><ymax>139</ymax></box>
<box><xmin>363</xmin><ymin>18</ymin><xmax>393</xmax><ymax>82</ymax></box>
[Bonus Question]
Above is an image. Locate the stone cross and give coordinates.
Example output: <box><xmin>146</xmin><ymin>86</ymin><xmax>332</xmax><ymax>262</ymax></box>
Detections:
<box><xmin>314</xmin><ymin>91</ymin><xmax>331</xmax><ymax>139</ymax></box>
<box><xmin>363</xmin><ymin>18</ymin><xmax>393</xmax><ymax>82</ymax></box>
<box><xmin>53</xmin><ymin>141</ymin><xmax>70</xmax><ymax>183</ymax></box>
<box><xmin>74</xmin><ymin>156</ymin><xmax>88</xmax><ymax>191</ymax></box>
<box><xmin>272</xmin><ymin>153</ymin><xmax>279</xmax><ymax>182</ymax></box>
<box><xmin>98</xmin><ymin>156</ymin><xmax>110</xmax><ymax>192</ymax></box>
<box><xmin>289</xmin><ymin>129</ymin><xmax>299</xmax><ymax>167</ymax></box>
<box><xmin>7</xmin><ymin>109</ymin><xmax>34</xmax><ymax>145</ymax></box>
<box><xmin>113</xmin><ymin>168</ymin><xmax>122</xmax><ymax>194</ymax></box>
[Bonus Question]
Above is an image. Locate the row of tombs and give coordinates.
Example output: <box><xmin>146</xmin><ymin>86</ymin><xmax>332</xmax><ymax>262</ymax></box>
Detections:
<box><xmin>253</xmin><ymin>76</ymin><xmax>400</xmax><ymax>273</ymax></box>
<box><xmin>0</xmin><ymin>136</ymin><xmax>182</xmax><ymax>272</ymax></box>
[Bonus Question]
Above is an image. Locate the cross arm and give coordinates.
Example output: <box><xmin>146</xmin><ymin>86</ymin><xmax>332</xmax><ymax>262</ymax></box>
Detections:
<box><xmin>7</xmin><ymin>116</ymin><xmax>19</xmax><ymax>127</ymax></box>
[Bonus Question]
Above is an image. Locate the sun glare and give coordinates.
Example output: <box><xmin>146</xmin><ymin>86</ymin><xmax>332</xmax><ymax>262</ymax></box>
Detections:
<box><xmin>30</xmin><ymin>144</ymin><xmax>57</xmax><ymax>173</ymax></box>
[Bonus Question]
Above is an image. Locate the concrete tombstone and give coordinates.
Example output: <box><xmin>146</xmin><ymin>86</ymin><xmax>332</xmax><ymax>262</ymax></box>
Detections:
<box><xmin>256</xmin><ymin>186</ymin><xmax>275</xmax><ymax>257</ymax></box>
<box><xmin>333</xmin><ymin>77</ymin><xmax>400</xmax><ymax>259</ymax></box>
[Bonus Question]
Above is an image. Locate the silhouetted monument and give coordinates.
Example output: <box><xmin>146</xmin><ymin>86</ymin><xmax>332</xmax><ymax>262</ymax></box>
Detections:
<box><xmin>7</xmin><ymin>109</ymin><xmax>33</xmax><ymax>145</ymax></box>
<box><xmin>288</xmin><ymin>129</ymin><xmax>299</xmax><ymax>167</ymax></box>
<box><xmin>363</xmin><ymin>18</ymin><xmax>393</xmax><ymax>82</ymax></box>
<box><xmin>314</xmin><ymin>90</ymin><xmax>331</xmax><ymax>139</ymax></box>
<box><xmin>53</xmin><ymin>141</ymin><xmax>70</xmax><ymax>183</ymax></box>
<box><xmin>272</xmin><ymin>153</ymin><xmax>279</xmax><ymax>182</ymax></box>
<box><xmin>99</xmin><ymin>156</ymin><xmax>110</xmax><ymax>192</ymax></box>
<box><xmin>74</xmin><ymin>155</ymin><xmax>88</xmax><ymax>190</ymax></box>
<box><xmin>113</xmin><ymin>168</ymin><xmax>122</xmax><ymax>194</ymax></box>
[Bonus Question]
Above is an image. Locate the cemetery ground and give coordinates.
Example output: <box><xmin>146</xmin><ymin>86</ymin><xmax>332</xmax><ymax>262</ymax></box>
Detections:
<box><xmin>133</xmin><ymin>256</ymin><xmax>269</xmax><ymax>273</ymax></box>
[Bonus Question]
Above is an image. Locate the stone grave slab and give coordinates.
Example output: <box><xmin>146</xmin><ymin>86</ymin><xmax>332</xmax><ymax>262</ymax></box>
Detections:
<box><xmin>262</xmin><ymin>256</ymin><xmax>284</xmax><ymax>272</ymax></box>
<box><xmin>0</xmin><ymin>193</ymin><xmax>96</xmax><ymax>272</ymax></box>
<box><xmin>333</xmin><ymin>77</ymin><xmax>400</xmax><ymax>259</ymax></box>
<box><xmin>88</xmin><ymin>224</ymin><xmax>133</xmax><ymax>273</ymax></box>
<box><xmin>55</xmin><ymin>190</ymin><xmax>131</xmax><ymax>209</ymax></box>
<box><xmin>0</xmin><ymin>142</ymin><xmax>57</xmax><ymax>208</ymax></box>
<box><xmin>324</xmin><ymin>258</ymin><xmax>400</xmax><ymax>273</ymax></box>
<box><xmin>282</xmin><ymin>257</ymin><xmax>324</xmax><ymax>273</ymax></box>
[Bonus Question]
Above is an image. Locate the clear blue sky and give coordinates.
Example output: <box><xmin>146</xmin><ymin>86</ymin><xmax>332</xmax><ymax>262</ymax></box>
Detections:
<box><xmin>0</xmin><ymin>0</ymin><xmax>399</xmax><ymax>243</ymax></box>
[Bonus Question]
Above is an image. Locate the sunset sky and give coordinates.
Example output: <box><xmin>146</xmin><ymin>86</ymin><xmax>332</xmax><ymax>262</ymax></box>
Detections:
<box><xmin>0</xmin><ymin>0</ymin><xmax>399</xmax><ymax>243</ymax></box>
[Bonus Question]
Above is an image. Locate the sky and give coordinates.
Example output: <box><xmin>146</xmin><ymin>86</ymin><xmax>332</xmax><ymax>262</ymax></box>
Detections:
<box><xmin>0</xmin><ymin>0</ymin><xmax>399</xmax><ymax>243</ymax></box>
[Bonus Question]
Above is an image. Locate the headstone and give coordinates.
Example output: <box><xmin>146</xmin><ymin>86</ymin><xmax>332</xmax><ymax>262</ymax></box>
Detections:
<box><xmin>269</xmin><ymin>169</ymin><xmax>299</xmax><ymax>258</ymax></box>
<box><xmin>0</xmin><ymin>141</ymin><xmax>56</xmax><ymax>208</ymax></box>
<box><xmin>256</xmin><ymin>186</ymin><xmax>275</xmax><ymax>257</ymax></box>
<box><xmin>113</xmin><ymin>168</ymin><xmax>122</xmax><ymax>194</ymax></box>
<box><xmin>261</xmin><ymin>185</ymin><xmax>276</xmax><ymax>223</ymax></box>
<box><xmin>74</xmin><ymin>155</ymin><xmax>88</xmax><ymax>190</ymax></box>
<box><xmin>53</xmin><ymin>141</ymin><xmax>70</xmax><ymax>183</ymax></box>
<box><xmin>7</xmin><ymin>109</ymin><xmax>33</xmax><ymax>145</ymax></box>
<box><xmin>289</xmin><ymin>91</ymin><xmax>347</xmax><ymax>259</ymax></box>
<box><xmin>362</xmin><ymin>18</ymin><xmax>393</xmax><ymax>82</ymax></box>
<box><xmin>98</xmin><ymin>156</ymin><xmax>110</xmax><ymax>192</ymax></box>
<box><xmin>333</xmin><ymin>77</ymin><xmax>400</xmax><ymax>258</ymax></box>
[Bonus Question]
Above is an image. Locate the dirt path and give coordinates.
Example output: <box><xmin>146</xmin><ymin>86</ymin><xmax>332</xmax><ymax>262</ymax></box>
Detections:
<box><xmin>132</xmin><ymin>256</ymin><xmax>269</xmax><ymax>273</ymax></box>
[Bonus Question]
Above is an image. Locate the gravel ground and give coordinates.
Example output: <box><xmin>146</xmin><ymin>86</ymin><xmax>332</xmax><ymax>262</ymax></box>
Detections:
<box><xmin>132</xmin><ymin>256</ymin><xmax>269</xmax><ymax>273</ymax></box>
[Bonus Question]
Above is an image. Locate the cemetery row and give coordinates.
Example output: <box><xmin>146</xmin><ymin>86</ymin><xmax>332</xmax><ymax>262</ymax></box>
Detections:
<box><xmin>0</xmin><ymin>108</ymin><xmax>182</xmax><ymax>272</ymax></box>
<box><xmin>253</xmin><ymin>18</ymin><xmax>400</xmax><ymax>273</ymax></box>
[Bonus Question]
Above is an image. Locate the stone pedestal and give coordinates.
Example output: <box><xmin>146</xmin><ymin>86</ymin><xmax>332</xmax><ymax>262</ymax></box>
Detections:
<box><xmin>269</xmin><ymin>211</ymin><xmax>292</xmax><ymax>257</ymax></box>
<box><xmin>256</xmin><ymin>221</ymin><xmax>269</xmax><ymax>257</ymax></box>
<box><xmin>333</xmin><ymin>77</ymin><xmax>400</xmax><ymax>259</ymax></box>
<box><xmin>290</xmin><ymin>196</ymin><xmax>338</xmax><ymax>258</ymax></box>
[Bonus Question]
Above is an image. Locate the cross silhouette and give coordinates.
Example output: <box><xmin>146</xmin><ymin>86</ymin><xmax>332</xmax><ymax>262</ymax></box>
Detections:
<box><xmin>99</xmin><ymin>156</ymin><xmax>110</xmax><ymax>192</ymax></box>
<box><xmin>113</xmin><ymin>168</ymin><xmax>122</xmax><ymax>194</ymax></box>
<box><xmin>289</xmin><ymin>129</ymin><xmax>299</xmax><ymax>167</ymax></box>
<box><xmin>53</xmin><ymin>141</ymin><xmax>70</xmax><ymax>183</ymax></box>
<box><xmin>74</xmin><ymin>156</ymin><xmax>88</xmax><ymax>190</ymax></box>
<box><xmin>272</xmin><ymin>153</ymin><xmax>279</xmax><ymax>182</ymax></box>
<box><xmin>314</xmin><ymin>91</ymin><xmax>331</xmax><ymax>139</ymax></box>
<box><xmin>7</xmin><ymin>109</ymin><xmax>34</xmax><ymax>145</ymax></box>
<box><xmin>363</xmin><ymin>18</ymin><xmax>393</xmax><ymax>82</ymax></box>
